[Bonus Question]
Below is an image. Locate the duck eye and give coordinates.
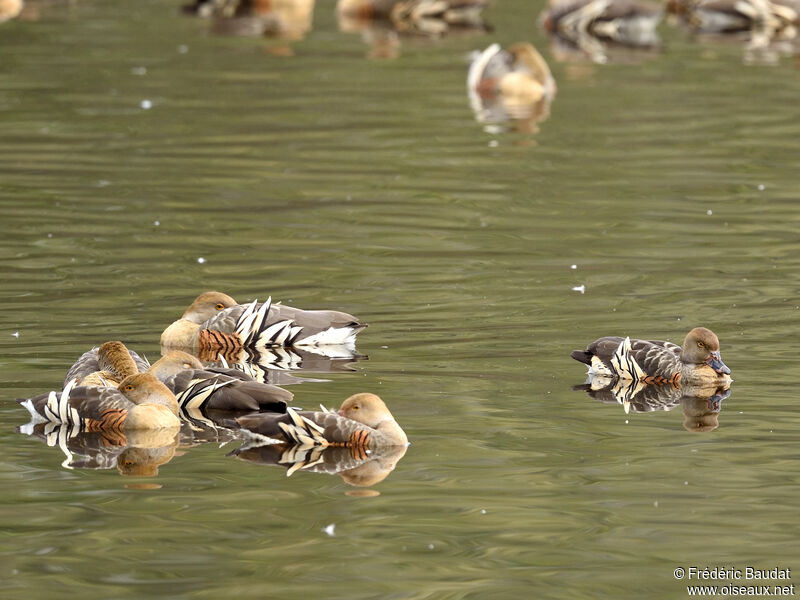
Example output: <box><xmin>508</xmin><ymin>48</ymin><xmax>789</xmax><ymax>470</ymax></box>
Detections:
<box><xmin>215</xmin><ymin>303</ymin><xmax>225</xmax><ymax>310</ymax></box>
<box><xmin>124</xmin><ymin>384</ymin><xmax>133</xmax><ymax>391</ymax></box>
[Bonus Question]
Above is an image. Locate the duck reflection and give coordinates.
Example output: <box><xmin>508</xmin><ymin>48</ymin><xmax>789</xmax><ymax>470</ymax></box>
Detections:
<box><xmin>230</xmin><ymin>442</ymin><xmax>408</xmax><ymax>485</ymax></box>
<box><xmin>183</xmin><ymin>0</ymin><xmax>315</xmax><ymax>41</ymax></box>
<box><xmin>467</xmin><ymin>42</ymin><xmax>556</xmax><ymax>134</ymax></box>
<box><xmin>16</xmin><ymin>423</ymin><xmax>179</xmax><ymax>475</ymax></box>
<box><xmin>337</xmin><ymin>0</ymin><xmax>489</xmax><ymax>57</ymax></box>
<box><xmin>190</xmin><ymin>344</ymin><xmax>366</xmax><ymax>385</ymax></box>
<box><xmin>575</xmin><ymin>374</ymin><xmax>730</xmax><ymax>432</ymax></box>
<box><xmin>539</xmin><ymin>0</ymin><xmax>663</xmax><ymax>63</ymax></box>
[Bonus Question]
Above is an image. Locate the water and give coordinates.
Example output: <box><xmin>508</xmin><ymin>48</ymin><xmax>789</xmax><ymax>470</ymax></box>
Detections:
<box><xmin>1</xmin><ymin>0</ymin><xmax>800</xmax><ymax>598</ymax></box>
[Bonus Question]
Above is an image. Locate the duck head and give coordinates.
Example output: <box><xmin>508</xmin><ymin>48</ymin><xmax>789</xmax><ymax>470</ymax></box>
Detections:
<box><xmin>338</xmin><ymin>393</ymin><xmax>390</xmax><ymax>424</ymax></box>
<box><xmin>338</xmin><ymin>393</ymin><xmax>408</xmax><ymax>445</ymax></box>
<box><xmin>119</xmin><ymin>373</ymin><xmax>179</xmax><ymax>414</ymax></box>
<box><xmin>182</xmin><ymin>291</ymin><xmax>238</xmax><ymax>323</ymax></box>
<box><xmin>681</xmin><ymin>327</ymin><xmax>731</xmax><ymax>375</ymax></box>
<box><xmin>149</xmin><ymin>351</ymin><xmax>204</xmax><ymax>380</ymax></box>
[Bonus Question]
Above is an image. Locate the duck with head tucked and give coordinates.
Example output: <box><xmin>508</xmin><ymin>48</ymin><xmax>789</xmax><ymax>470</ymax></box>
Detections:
<box><xmin>18</xmin><ymin>373</ymin><xmax>181</xmax><ymax>432</ymax></box>
<box><xmin>570</xmin><ymin>327</ymin><xmax>731</xmax><ymax>387</ymax></box>
<box><xmin>467</xmin><ymin>42</ymin><xmax>557</xmax><ymax>129</ymax></box>
<box><xmin>161</xmin><ymin>291</ymin><xmax>367</xmax><ymax>355</ymax></box>
<box><xmin>64</xmin><ymin>341</ymin><xmax>151</xmax><ymax>388</ymax></box>
<box><xmin>234</xmin><ymin>392</ymin><xmax>408</xmax><ymax>453</ymax></box>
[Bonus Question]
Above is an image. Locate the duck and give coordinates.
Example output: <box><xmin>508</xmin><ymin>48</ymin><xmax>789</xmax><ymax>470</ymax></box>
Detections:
<box><xmin>570</xmin><ymin>327</ymin><xmax>731</xmax><ymax>387</ymax></box>
<box><xmin>18</xmin><ymin>373</ymin><xmax>180</xmax><ymax>432</ymax></box>
<box><xmin>182</xmin><ymin>0</ymin><xmax>316</xmax><ymax>40</ymax></box>
<box><xmin>63</xmin><ymin>341</ymin><xmax>151</xmax><ymax>388</ymax></box>
<box><xmin>539</xmin><ymin>0</ymin><xmax>663</xmax><ymax>50</ymax></box>
<box><xmin>337</xmin><ymin>0</ymin><xmax>488</xmax><ymax>35</ymax></box>
<box><xmin>160</xmin><ymin>291</ymin><xmax>366</xmax><ymax>354</ymax></box>
<box><xmin>148</xmin><ymin>350</ymin><xmax>292</xmax><ymax>413</ymax></box>
<box><xmin>234</xmin><ymin>392</ymin><xmax>408</xmax><ymax>453</ymax></box>
<box><xmin>468</xmin><ymin>42</ymin><xmax>556</xmax><ymax>125</ymax></box>
<box><xmin>668</xmin><ymin>0</ymin><xmax>798</xmax><ymax>40</ymax></box>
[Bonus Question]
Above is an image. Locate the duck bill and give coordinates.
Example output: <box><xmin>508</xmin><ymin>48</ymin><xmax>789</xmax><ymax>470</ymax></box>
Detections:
<box><xmin>707</xmin><ymin>351</ymin><xmax>730</xmax><ymax>375</ymax></box>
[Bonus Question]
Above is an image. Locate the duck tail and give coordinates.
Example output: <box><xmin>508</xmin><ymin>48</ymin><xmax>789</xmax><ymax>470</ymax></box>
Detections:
<box><xmin>278</xmin><ymin>408</ymin><xmax>329</xmax><ymax>447</ymax></box>
<box><xmin>570</xmin><ymin>350</ymin><xmax>593</xmax><ymax>365</ymax></box>
<box><xmin>292</xmin><ymin>323</ymin><xmax>367</xmax><ymax>347</ymax></box>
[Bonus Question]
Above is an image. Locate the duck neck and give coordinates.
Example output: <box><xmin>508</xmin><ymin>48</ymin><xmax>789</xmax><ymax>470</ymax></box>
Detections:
<box><xmin>145</xmin><ymin>394</ymin><xmax>180</xmax><ymax>416</ymax></box>
<box><xmin>375</xmin><ymin>418</ymin><xmax>408</xmax><ymax>446</ymax></box>
<box><xmin>147</xmin><ymin>357</ymin><xmax>184</xmax><ymax>382</ymax></box>
<box><xmin>161</xmin><ymin>319</ymin><xmax>201</xmax><ymax>350</ymax></box>
<box><xmin>126</xmin><ymin>404</ymin><xmax>180</xmax><ymax>430</ymax></box>
<box><xmin>99</xmin><ymin>347</ymin><xmax>139</xmax><ymax>379</ymax></box>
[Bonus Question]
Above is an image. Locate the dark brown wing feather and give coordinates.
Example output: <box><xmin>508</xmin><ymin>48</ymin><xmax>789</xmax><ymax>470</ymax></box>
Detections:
<box><xmin>572</xmin><ymin>336</ymin><xmax>681</xmax><ymax>378</ymax></box>
<box><xmin>166</xmin><ymin>369</ymin><xmax>291</xmax><ymax>412</ymax></box>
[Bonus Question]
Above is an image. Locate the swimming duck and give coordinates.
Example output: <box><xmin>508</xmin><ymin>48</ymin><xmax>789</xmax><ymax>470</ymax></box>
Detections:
<box><xmin>234</xmin><ymin>392</ymin><xmax>408</xmax><ymax>452</ymax></box>
<box><xmin>18</xmin><ymin>373</ymin><xmax>180</xmax><ymax>432</ymax></box>
<box><xmin>148</xmin><ymin>350</ymin><xmax>292</xmax><ymax>413</ymax></box>
<box><xmin>570</xmin><ymin>327</ymin><xmax>731</xmax><ymax>387</ymax></box>
<box><xmin>63</xmin><ymin>341</ymin><xmax>150</xmax><ymax>388</ymax></box>
<box><xmin>468</xmin><ymin>42</ymin><xmax>556</xmax><ymax>126</ymax></box>
<box><xmin>539</xmin><ymin>0</ymin><xmax>663</xmax><ymax>59</ymax></box>
<box><xmin>160</xmin><ymin>291</ymin><xmax>366</xmax><ymax>354</ymax></box>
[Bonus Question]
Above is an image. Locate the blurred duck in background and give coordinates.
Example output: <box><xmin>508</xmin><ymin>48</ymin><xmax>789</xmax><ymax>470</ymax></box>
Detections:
<box><xmin>467</xmin><ymin>42</ymin><xmax>556</xmax><ymax>134</ymax></box>
<box><xmin>539</xmin><ymin>0</ymin><xmax>663</xmax><ymax>63</ymax></box>
<box><xmin>183</xmin><ymin>0</ymin><xmax>315</xmax><ymax>41</ymax></box>
<box><xmin>337</xmin><ymin>0</ymin><xmax>489</xmax><ymax>38</ymax></box>
<box><xmin>667</xmin><ymin>0</ymin><xmax>799</xmax><ymax>59</ymax></box>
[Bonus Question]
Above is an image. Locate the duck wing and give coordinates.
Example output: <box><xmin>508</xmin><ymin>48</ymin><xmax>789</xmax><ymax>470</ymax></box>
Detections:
<box><xmin>167</xmin><ymin>369</ymin><xmax>291</xmax><ymax>413</ymax></box>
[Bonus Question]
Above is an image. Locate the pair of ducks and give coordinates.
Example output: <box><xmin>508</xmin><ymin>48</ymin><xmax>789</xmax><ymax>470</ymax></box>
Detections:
<box><xmin>20</xmin><ymin>291</ymin><xmax>407</xmax><ymax>451</ymax></box>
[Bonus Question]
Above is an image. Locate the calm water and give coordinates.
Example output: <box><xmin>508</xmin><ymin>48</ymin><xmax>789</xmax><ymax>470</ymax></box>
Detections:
<box><xmin>1</xmin><ymin>1</ymin><xmax>800</xmax><ymax>598</ymax></box>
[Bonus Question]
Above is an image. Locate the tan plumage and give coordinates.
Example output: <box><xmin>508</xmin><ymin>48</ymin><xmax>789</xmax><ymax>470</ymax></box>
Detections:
<box><xmin>64</xmin><ymin>341</ymin><xmax>150</xmax><ymax>388</ymax></box>
<box><xmin>0</xmin><ymin>0</ymin><xmax>23</xmax><ymax>23</ymax></box>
